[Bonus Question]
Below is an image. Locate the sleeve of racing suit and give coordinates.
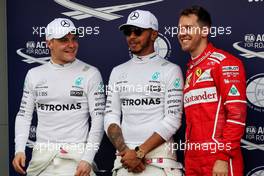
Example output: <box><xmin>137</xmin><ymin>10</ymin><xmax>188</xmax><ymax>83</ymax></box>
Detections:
<box><xmin>81</xmin><ymin>69</ymin><xmax>105</xmax><ymax>163</ymax></box>
<box><xmin>154</xmin><ymin>65</ymin><xmax>184</xmax><ymax>141</ymax></box>
<box><xmin>104</xmin><ymin>68</ymin><xmax>122</xmax><ymax>134</ymax></box>
<box><xmin>15</xmin><ymin>70</ymin><xmax>35</xmax><ymax>154</ymax></box>
<box><xmin>215</xmin><ymin>57</ymin><xmax>247</xmax><ymax>161</ymax></box>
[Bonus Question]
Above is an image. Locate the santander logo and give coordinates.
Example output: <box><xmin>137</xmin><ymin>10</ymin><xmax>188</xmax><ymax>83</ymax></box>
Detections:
<box><xmin>184</xmin><ymin>87</ymin><xmax>218</xmax><ymax>107</ymax></box>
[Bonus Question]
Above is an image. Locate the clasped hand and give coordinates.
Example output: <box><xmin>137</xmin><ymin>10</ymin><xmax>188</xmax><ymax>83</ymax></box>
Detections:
<box><xmin>117</xmin><ymin>149</ymin><xmax>146</xmax><ymax>173</ymax></box>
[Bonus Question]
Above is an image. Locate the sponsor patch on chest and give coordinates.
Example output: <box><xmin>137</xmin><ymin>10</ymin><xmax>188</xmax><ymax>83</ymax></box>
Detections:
<box><xmin>70</xmin><ymin>90</ymin><xmax>83</xmax><ymax>97</ymax></box>
<box><xmin>184</xmin><ymin>87</ymin><xmax>218</xmax><ymax>107</ymax></box>
<box><xmin>196</xmin><ymin>69</ymin><xmax>213</xmax><ymax>83</ymax></box>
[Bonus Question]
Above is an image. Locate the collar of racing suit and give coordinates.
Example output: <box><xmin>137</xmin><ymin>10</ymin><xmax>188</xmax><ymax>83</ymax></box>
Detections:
<box><xmin>131</xmin><ymin>52</ymin><xmax>159</xmax><ymax>64</ymax></box>
<box><xmin>49</xmin><ymin>58</ymin><xmax>77</xmax><ymax>69</ymax></box>
<box><xmin>187</xmin><ymin>43</ymin><xmax>216</xmax><ymax>69</ymax></box>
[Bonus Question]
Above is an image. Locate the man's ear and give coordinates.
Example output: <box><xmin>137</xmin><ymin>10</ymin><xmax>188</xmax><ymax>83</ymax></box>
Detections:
<box><xmin>151</xmin><ymin>30</ymin><xmax>158</xmax><ymax>41</ymax></box>
<box><xmin>46</xmin><ymin>40</ymin><xmax>52</xmax><ymax>50</ymax></box>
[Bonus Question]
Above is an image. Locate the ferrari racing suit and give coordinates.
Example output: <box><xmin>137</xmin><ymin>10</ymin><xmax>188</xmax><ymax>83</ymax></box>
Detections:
<box><xmin>184</xmin><ymin>43</ymin><xmax>247</xmax><ymax>176</ymax></box>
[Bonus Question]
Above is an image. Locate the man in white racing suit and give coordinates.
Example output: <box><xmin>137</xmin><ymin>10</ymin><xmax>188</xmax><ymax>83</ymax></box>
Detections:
<box><xmin>12</xmin><ymin>18</ymin><xmax>105</xmax><ymax>176</ymax></box>
<box><xmin>104</xmin><ymin>10</ymin><xmax>184</xmax><ymax>176</ymax></box>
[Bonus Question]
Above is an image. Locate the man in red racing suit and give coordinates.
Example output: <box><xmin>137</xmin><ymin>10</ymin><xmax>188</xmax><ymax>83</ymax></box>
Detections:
<box><xmin>178</xmin><ymin>6</ymin><xmax>247</xmax><ymax>176</ymax></box>
<box><xmin>184</xmin><ymin>43</ymin><xmax>247</xmax><ymax>176</ymax></box>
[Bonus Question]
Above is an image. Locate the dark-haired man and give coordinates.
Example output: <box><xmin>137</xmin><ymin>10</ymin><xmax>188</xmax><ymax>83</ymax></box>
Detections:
<box><xmin>177</xmin><ymin>6</ymin><xmax>247</xmax><ymax>176</ymax></box>
<box><xmin>104</xmin><ymin>10</ymin><xmax>184</xmax><ymax>176</ymax></box>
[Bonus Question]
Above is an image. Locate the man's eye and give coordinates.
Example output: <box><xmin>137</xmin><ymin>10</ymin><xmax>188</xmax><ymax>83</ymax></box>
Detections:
<box><xmin>73</xmin><ymin>37</ymin><xmax>78</xmax><ymax>41</ymax></box>
<box><xmin>58</xmin><ymin>38</ymin><xmax>68</xmax><ymax>42</ymax></box>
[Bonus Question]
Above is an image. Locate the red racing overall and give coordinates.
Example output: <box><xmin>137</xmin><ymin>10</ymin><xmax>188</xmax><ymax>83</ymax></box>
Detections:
<box><xmin>184</xmin><ymin>43</ymin><xmax>247</xmax><ymax>176</ymax></box>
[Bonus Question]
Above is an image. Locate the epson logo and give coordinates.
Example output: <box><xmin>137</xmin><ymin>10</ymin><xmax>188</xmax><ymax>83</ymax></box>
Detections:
<box><xmin>122</xmin><ymin>98</ymin><xmax>161</xmax><ymax>106</ymax></box>
<box><xmin>70</xmin><ymin>90</ymin><xmax>83</xmax><ymax>97</ymax></box>
<box><xmin>37</xmin><ymin>103</ymin><xmax>81</xmax><ymax>111</ymax></box>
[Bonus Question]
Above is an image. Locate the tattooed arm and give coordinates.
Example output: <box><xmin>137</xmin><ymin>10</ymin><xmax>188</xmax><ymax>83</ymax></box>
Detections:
<box><xmin>107</xmin><ymin>123</ymin><xmax>145</xmax><ymax>173</ymax></box>
<box><xmin>104</xmin><ymin>68</ymin><xmax>145</xmax><ymax>173</ymax></box>
<box><xmin>107</xmin><ymin>124</ymin><xmax>128</xmax><ymax>152</ymax></box>
<box><xmin>104</xmin><ymin>68</ymin><xmax>127</xmax><ymax>151</ymax></box>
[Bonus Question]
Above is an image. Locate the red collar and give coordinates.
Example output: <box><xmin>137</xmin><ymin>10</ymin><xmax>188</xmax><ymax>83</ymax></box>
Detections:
<box><xmin>187</xmin><ymin>43</ymin><xmax>216</xmax><ymax>69</ymax></box>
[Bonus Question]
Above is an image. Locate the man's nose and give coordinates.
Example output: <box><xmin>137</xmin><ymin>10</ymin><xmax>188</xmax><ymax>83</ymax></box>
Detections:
<box><xmin>179</xmin><ymin>28</ymin><xmax>187</xmax><ymax>36</ymax></box>
<box><xmin>68</xmin><ymin>40</ymin><xmax>77</xmax><ymax>47</ymax></box>
<box><xmin>128</xmin><ymin>31</ymin><xmax>137</xmax><ymax>38</ymax></box>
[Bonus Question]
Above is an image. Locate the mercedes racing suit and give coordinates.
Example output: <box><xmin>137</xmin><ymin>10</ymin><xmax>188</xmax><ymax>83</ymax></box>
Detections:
<box><xmin>184</xmin><ymin>43</ymin><xmax>247</xmax><ymax>176</ymax></box>
<box><xmin>15</xmin><ymin>59</ymin><xmax>105</xmax><ymax>172</ymax></box>
<box><xmin>104</xmin><ymin>52</ymin><xmax>184</xmax><ymax>175</ymax></box>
